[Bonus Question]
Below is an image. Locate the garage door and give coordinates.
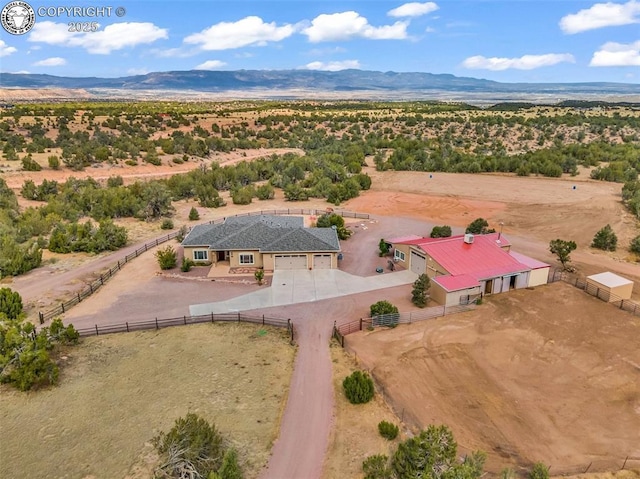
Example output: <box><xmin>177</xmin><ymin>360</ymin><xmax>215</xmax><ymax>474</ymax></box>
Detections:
<box><xmin>410</xmin><ymin>251</ymin><xmax>426</xmax><ymax>275</ymax></box>
<box><xmin>274</xmin><ymin>254</ymin><xmax>307</xmax><ymax>270</ymax></box>
<box><xmin>313</xmin><ymin>254</ymin><xmax>332</xmax><ymax>269</ymax></box>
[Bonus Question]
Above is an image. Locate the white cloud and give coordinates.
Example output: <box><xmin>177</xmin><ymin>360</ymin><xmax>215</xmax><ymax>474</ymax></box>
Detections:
<box><xmin>559</xmin><ymin>0</ymin><xmax>640</xmax><ymax>34</ymax></box>
<box><xmin>28</xmin><ymin>21</ymin><xmax>168</xmax><ymax>54</ymax></box>
<box><xmin>304</xmin><ymin>60</ymin><xmax>361</xmax><ymax>71</ymax></box>
<box><xmin>302</xmin><ymin>11</ymin><xmax>408</xmax><ymax>42</ymax></box>
<box><xmin>590</xmin><ymin>40</ymin><xmax>640</xmax><ymax>66</ymax></box>
<box><xmin>388</xmin><ymin>2</ymin><xmax>439</xmax><ymax>17</ymax></box>
<box><xmin>462</xmin><ymin>53</ymin><xmax>575</xmax><ymax>70</ymax></box>
<box><xmin>33</xmin><ymin>57</ymin><xmax>67</xmax><ymax>67</ymax></box>
<box><xmin>0</xmin><ymin>40</ymin><xmax>17</xmax><ymax>57</ymax></box>
<box><xmin>127</xmin><ymin>68</ymin><xmax>149</xmax><ymax>75</ymax></box>
<box><xmin>184</xmin><ymin>16</ymin><xmax>294</xmax><ymax>50</ymax></box>
<box><xmin>11</xmin><ymin>70</ymin><xmax>30</xmax><ymax>74</ymax></box>
<box><xmin>194</xmin><ymin>60</ymin><xmax>227</xmax><ymax>70</ymax></box>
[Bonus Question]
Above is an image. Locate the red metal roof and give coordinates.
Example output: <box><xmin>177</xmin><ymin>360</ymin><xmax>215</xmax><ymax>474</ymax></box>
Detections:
<box><xmin>386</xmin><ymin>234</ymin><xmax>423</xmax><ymax>243</ymax></box>
<box><xmin>509</xmin><ymin>251</ymin><xmax>549</xmax><ymax>270</ymax></box>
<box><xmin>433</xmin><ymin>274</ymin><xmax>480</xmax><ymax>292</ymax></box>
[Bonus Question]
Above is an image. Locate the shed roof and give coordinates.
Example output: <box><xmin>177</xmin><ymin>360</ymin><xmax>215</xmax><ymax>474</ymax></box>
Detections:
<box><xmin>586</xmin><ymin>272</ymin><xmax>633</xmax><ymax>288</ymax></box>
<box><xmin>433</xmin><ymin>274</ymin><xmax>480</xmax><ymax>292</ymax></box>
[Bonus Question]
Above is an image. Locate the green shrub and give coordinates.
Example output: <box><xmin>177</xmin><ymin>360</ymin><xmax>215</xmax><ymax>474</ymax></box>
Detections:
<box><xmin>630</xmin><ymin>235</ymin><xmax>640</xmax><ymax>254</ymax></box>
<box><xmin>529</xmin><ymin>463</ymin><xmax>549</xmax><ymax>479</ymax></box>
<box><xmin>343</xmin><ymin>370</ymin><xmax>375</xmax><ymax>404</ymax></box>
<box><xmin>152</xmin><ymin>413</ymin><xmax>239</xmax><ymax>479</ymax></box>
<box><xmin>465</xmin><ymin>218</ymin><xmax>495</xmax><ymax>234</ymax></box>
<box><xmin>378</xmin><ymin>239</ymin><xmax>390</xmax><ymax>257</ymax></box>
<box><xmin>21</xmin><ymin>155</ymin><xmax>42</xmax><ymax>171</ymax></box>
<box><xmin>47</xmin><ymin>155</ymin><xmax>60</xmax><ymax>170</ymax></box>
<box><xmin>430</xmin><ymin>225</ymin><xmax>452</xmax><ymax>238</ymax></box>
<box><xmin>155</xmin><ymin>245</ymin><xmax>177</xmax><ymax>270</ymax></box>
<box><xmin>160</xmin><ymin>218</ymin><xmax>174</xmax><ymax>230</ymax></box>
<box><xmin>255</xmin><ymin>183</ymin><xmax>275</xmax><ymax>200</ymax></box>
<box><xmin>362</xmin><ymin>454</ymin><xmax>392</xmax><ymax>479</ymax></box>
<box><xmin>176</xmin><ymin>225</ymin><xmax>188</xmax><ymax>243</ymax></box>
<box><xmin>378</xmin><ymin>421</ymin><xmax>399</xmax><ymax>440</ymax></box>
<box><xmin>232</xmin><ymin>186</ymin><xmax>254</xmax><ymax>205</ymax></box>
<box><xmin>411</xmin><ymin>274</ymin><xmax>430</xmax><ymax>308</ymax></box>
<box><xmin>188</xmin><ymin>206</ymin><xmax>200</xmax><ymax>221</ymax></box>
<box><xmin>181</xmin><ymin>257</ymin><xmax>195</xmax><ymax>272</ymax></box>
<box><xmin>0</xmin><ymin>287</ymin><xmax>23</xmax><ymax>320</ymax></box>
<box><xmin>254</xmin><ymin>268</ymin><xmax>265</xmax><ymax>285</ymax></box>
<box><xmin>591</xmin><ymin>224</ymin><xmax>617</xmax><ymax>251</ymax></box>
<box><xmin>370</xmin><ymin>300</ymin><xmax>399</xmax><ymax>327</ymax></box>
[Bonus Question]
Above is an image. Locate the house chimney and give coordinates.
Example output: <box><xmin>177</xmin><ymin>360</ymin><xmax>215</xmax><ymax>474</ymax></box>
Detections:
<box><xmin>464</xmin><ymin>233</ymin><xmax>474</xmax><ymax>244</ymax></box>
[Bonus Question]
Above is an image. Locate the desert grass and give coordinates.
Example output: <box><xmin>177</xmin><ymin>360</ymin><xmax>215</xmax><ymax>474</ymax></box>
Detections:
<box><xmin>0</xmin><ymin>322</ymin><xmax>295</xmax><ymax>479</ymax></box>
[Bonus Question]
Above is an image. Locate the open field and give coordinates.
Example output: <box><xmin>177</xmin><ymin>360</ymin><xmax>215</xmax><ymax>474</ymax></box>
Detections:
<box><xmin>345</xmin><ymin>282</ymin><xmax>640</xmax><ymax>474</ymax></box>
<box><xmin>0</xmin><ymin>322</ymin><xmax>295</xmax><ymax>479</ymax></box>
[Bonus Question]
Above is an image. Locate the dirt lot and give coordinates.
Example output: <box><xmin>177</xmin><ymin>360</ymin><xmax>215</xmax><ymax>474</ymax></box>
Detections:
<box><xmin>0</xmin><ymin>322</ymin><xmax>295</xmax><ymax>479</ymax></box>
<box><xmin>345</xmin><ymin>282</ymin><xmax>640</xmax><ymax>474</ymax></box>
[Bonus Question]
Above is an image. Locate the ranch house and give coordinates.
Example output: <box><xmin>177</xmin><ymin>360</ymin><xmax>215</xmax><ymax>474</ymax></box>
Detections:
<box><xmin>390</xmin><ymin>233</ymin><xmax>550</xmax><ymax>306</ymax></box>
<box><xmin>182</xmin><ymin>215</ymin><xmax>341</xmax><ymax>271</ymax></box>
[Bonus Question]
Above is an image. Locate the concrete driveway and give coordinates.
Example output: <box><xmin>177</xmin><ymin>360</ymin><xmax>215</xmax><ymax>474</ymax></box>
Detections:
<box><xmin>189</xmin><ymin>269</ymin><xmax>417</xmax><ymax>315</ymax></box>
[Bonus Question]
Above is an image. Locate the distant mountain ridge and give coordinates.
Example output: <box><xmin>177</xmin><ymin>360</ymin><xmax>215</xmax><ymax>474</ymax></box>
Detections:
<box><xmin>1</xmin><ymin>69</ymin><xmax>639</xmax><ymax>95</ymax></box>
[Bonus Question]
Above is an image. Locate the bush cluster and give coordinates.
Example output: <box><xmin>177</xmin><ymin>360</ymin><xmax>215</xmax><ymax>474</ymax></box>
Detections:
<box><xmin>343</xmin><ymin>370</ymin><xmax>375</xmax><ymax>404</ymax></box>
<box><xmin>378</xmin><ymin>421</ymin><xmax>399</xmax><ymax>440</ymax></box>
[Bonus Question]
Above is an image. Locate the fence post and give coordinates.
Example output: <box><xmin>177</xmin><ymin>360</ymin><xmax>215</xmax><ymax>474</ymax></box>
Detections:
<box><xmin>117</xmin><ymin>260</ymin><xmax>121</xmax><ymax>270</ymax></box>
<box><xmin>622</xmin><ymin>457</ymin><xmax>628</xmax><ymax>470</ymax></box>
<box><xmin>155</xmin><ymin>317</ymin><xmax>159</xmax><ymax>329</ymax></box>
<box><xmin>211</xmin><ymin>312</ymin><xmax>214</xmax><ymax>323</ymax></box>
<box><xmin>126</xmin><ymin>322</ymin><xmax>129</xmax><ymax>332</ymax></box>
<box><xmin>61</xmin><ymin>303</ymin><xmax>65</xmax><ymax>313</ymax></box>
<box><xmin>100</xmin><ymin>277</ymin><xmax>104</xmax><ymax>285</ymax></box>
<box><xmin>238</xmin><ymin>312</ymin><xmax>241</xmax><ymax>322</ymax></box>
<box><xmin>89</xmin><ymin>284</ymin><xmax>93</xmax><ymax>294</ymax></box>
<box><xmin>39</xmin><ymin>312</ymin><xmax>44</xmax><ymax>324</ymax></box>
<box><xmin>262</xmin><ymin>314</ymin><xmax>265</xmax><ymax>325</ymax></box>
<box><xmin>442</xmin><ymin>305</ymin><xmax>446</xmax><ymax>316</ymax></box>
<box><xmin>95</xmin><ymin>324</ymin><xmax>99</xmax><ymax>336</ymax></box>
<box><xmin>184</xmin><ymin>315</ymin><xmax>187</xmax><ymax>325</ymax></box>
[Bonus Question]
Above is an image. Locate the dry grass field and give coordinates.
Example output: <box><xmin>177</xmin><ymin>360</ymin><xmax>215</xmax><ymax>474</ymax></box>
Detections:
<box><xmin>323</xmin><ymin>343</ymin><xmax>407</xmax><ymax>479</ymax></box>
<box><xmin>345</xmin><ymin>282</ymin><xmax>640</xmax><ymax>475</ymax></box>
<box><xmin>0</xmin><ymin>322</ymin><xmax>295</xmax><ymax>479</ymax></box>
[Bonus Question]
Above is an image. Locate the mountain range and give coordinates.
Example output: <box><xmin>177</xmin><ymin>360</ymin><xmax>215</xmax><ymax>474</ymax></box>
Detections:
<box><xmin>1</xmin><ymin>69</ymin><xmax>639</xmax><ymax>100</ymax></box>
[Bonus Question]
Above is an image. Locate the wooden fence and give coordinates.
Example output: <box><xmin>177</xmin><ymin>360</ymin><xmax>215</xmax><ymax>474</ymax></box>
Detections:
<box><xmin>332</xmin><ymin>302</ymin><xmax>478</xmax><ymax>346</ymax></box>
<box><xmin>39</xmin><ymin>231</ymin><xmax>180</xmax><ymax>323</ymax></box>
<box><xmin>74</xmin><ymin>312</ymin><xmax>294</xmax><ymax>342</ymax></box>
<box><xmin>549</xmin><ymin>269</ymin><xmax>640</xmax><ymax>316</ymax></box>
<box><xmin>38</xmin><ymin>208</ymin><xmax>370</xmax><ymax>324</ymax></box>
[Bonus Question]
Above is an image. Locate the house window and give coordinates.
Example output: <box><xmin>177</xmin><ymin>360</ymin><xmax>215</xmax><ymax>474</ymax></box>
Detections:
<box><xmin>194</xmin><ymin>250</ymin><xmax>208</xmax><ymax>261</ymax></box>
<box><xmin>239</xmin><ymin>253</ymin><xmax>254</xmax><ymax>265</ymax></box>
<box><xmin>394</xmin><ymin>249</ymin><xmax>405</xmax><ymax>262</ymax></box>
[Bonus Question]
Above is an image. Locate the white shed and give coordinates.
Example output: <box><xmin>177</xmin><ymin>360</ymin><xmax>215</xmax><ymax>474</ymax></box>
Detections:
<box><xmin>585</xmin><ymin>272</ymin><xmax>633</xmax><ymax>302</ymax></box>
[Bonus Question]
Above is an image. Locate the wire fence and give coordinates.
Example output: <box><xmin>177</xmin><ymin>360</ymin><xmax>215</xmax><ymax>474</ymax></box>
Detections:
<box><xmin>38</xmin><ymin>208</ymin><xmax>370</xmax><ymax>324</ymax></box>
<box><xmin>332</xmin><ymin>301</ymin><xmax>478</xmax><ymax>347</ymax></box>
<box><xmin>74</xmin><ymin>312</ymin><xmax>295</xmax><ymax>342</ymax></box>
<box><xmin>549</xmin><ymin>269</ymin><xmax>640</xmax><ymax>317</ymax></box>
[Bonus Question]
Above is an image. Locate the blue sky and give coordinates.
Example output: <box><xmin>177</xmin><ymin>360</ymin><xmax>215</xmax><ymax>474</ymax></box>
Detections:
<box><xmin>0</xmin><ymin>0</ymin><xmax>638</xmax><ymax>83</ymax></box>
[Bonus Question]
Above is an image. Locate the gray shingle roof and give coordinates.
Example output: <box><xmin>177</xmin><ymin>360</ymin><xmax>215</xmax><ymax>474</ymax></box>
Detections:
<box><xmin>182</xmin><ymin>215</ymin><xmax>340</xmax><ymax>252</ymax></box>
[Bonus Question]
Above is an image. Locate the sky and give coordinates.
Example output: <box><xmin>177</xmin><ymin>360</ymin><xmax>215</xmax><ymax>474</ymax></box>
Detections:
<box><xmin>0</xmin><ymin>0</ymin><xmax>638</xmax><ymax>83</ymax></box>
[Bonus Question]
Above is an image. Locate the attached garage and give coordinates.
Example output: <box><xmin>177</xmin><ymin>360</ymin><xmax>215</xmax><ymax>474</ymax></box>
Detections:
<box><xmin>313</xmin><ymin>254</ymin><xmax>332</xmax><ymax>269</ymax></box>
<box><xmin>274</xmin><ymin>254</ymin><xmax>308</xmax><ymax>270</ymax></box>
<box><xmin>410</xmin><ymin>251</ymin><xmax>426</xmax><ymax>275</ymax></box>
<box><xmin>586</xmin><ymin>272</ymin><xmax>633</xmax><ymax>303</ymax></box>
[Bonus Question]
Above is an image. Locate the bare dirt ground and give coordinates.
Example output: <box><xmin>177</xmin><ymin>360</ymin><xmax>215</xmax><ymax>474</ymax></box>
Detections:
<box><xmin>0</xmin><ymin>322</ymin><xmax>295</xmax><ymax>479</ymax></box>
<box><xmin>345</xmin><ymin>282</ymin><xmax>640</xmax><ymax>475</ymax></box>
